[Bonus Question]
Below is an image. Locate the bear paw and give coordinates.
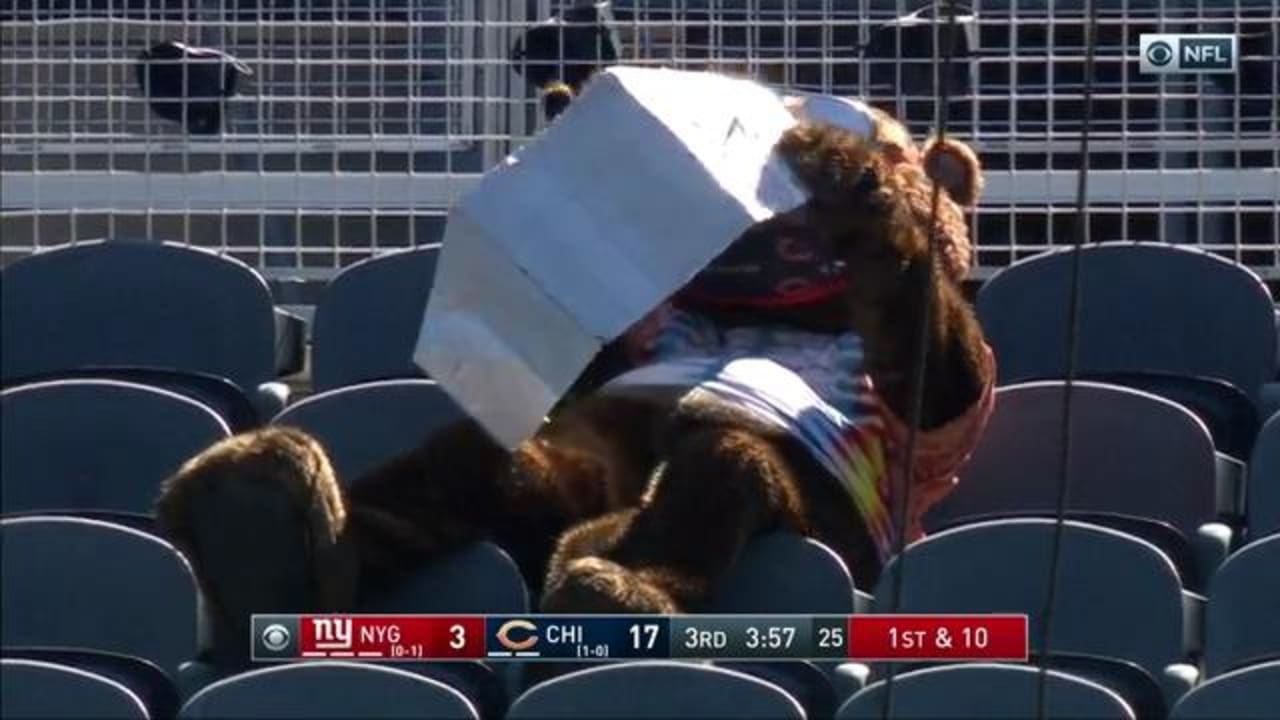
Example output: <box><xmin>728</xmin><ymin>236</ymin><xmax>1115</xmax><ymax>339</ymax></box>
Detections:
<box><xmin>540</xmin><ymin>556</ymin><xmax>679</xmax><ymax>614</ymax></box>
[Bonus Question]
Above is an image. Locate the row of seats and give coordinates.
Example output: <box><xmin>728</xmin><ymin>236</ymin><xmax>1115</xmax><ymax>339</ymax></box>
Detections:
<box><xmin>6</xmin><ymin>375</ymin><xmax>1277</xmax><ymax>581</ymax></box>
<box><xmin>8</xmin><ymin>656</ymin><xmax>1273</xmax><ymax>719</ymax></box>
<box><xmin>3</xmin><ymin>240</ymin><xmax>1278</xmax><ymax>432</ymax></box>
<box><xmin>4</xmin><ymin>512</ymin><xmax>1276</xmax><ymax>717</ymax></box>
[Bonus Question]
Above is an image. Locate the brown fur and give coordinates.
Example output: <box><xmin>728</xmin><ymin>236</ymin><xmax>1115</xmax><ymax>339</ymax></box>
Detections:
<box><xmin>156</xmin><ymin>124</ymin><xmax>993</xmax><ymax>662</ymax></box>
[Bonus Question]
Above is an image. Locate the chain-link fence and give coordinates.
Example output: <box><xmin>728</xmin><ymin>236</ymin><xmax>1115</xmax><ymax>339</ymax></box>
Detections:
<box><xmin>2</xmin><ymin>1</ymin><xmax>1276</xmax><ymax>279</ymax></box>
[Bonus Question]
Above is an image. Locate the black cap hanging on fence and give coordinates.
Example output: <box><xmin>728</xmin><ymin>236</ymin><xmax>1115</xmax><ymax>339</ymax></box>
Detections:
<box><xmin>136</xmin><ymin>40</ymin><xmax>252</xmax><ymax>135</ymax></box>
<box><xmin>510</xmin><ymin>2</ymin><xmax>622</xmax><ymax>121</ymax></box>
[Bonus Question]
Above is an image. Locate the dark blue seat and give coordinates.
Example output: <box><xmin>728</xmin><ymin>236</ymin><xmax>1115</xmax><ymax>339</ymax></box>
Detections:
<box><xmin>311</xmin><ymin>246</ymin><xmax>437</xmax><ymax>391</ymax></box>
<box><xmin>272</xmin><ymin>379</ymin><xmax>462</xmax><ymax>483</ymax></box>
<box><xmin>702</xmin><ymin>533</ymin><xmax>859</xmax><ymax>614</ymax></box>
<box><xmin>4</xmin><ymin>647</ymin><xmax>179</xmax><ymax>720</ymax></box>
<box><xmin>1169</xmin><ymin>660</ymin><xmax>1280</xmax><ymax>719</ymax></box>
<box><xmin>924</xmin><ymin>382</ymin><xmax>1230</xmax><ymax>578</ymax></box>
<box><xmin>0</xmin><ymin>239</ymin><xmax>289</xmax><ymax>422</ymax></box>
<box><xmin>508</xmin><ymin>662</ymin><xmax>805</xmax><ymax>719</ymax></box>
<box><xmin>875</xmin><ymin>518</ymin><xmax>1200</xmax><ymax>705</ymax></box>
<box><xmin>357</xmin><ymin>541</ymin><xmax>529</xmax><ymax>614</ymax></box>
<box><xmin>1248</xmin><ymin>412</ymin><xmax>1280</xmax><ymax>538</ymax></box>
<box><xmin>178</xmin><ymin>662</ymin><xmax>479</xmax><ymax>719</ymax></box>
<box><xmin>976</xmin><ymin>242</ymin><xmax>1277</xmax><ymax>415</ymax></box>
<box><xmin>1204</xmin><ymin>534</ymin><xmax>1280</xmax><ymax>677</ymax></box>
<box><xmin>837</xmin><ymin>664</ymin><xmax>1134</xmax><ymax>719</ymax></box>
<box><xmin>1</xmin><ymin>516</ymin><xmax>199</xmax><ymax>674</ymax></box>
<box><xmin>1</xmin><ymin>380</ymin><xmax>229</xmax><ymax>514</ymax></box>
<box><xmin>1</xmin><ymin>659</ymin><xmax>149</xmax><ymax>719</ymax></box>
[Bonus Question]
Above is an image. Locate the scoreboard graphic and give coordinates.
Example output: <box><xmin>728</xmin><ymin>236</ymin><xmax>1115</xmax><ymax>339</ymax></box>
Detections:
<box><xmin>252</xmin><ymin>614</ymin><xmax>1029</xmax><ymax>663</ymax></box>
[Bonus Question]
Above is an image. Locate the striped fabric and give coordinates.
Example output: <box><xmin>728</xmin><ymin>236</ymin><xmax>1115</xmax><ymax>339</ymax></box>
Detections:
<box><xmin>607</xmin><ymin>309</ymin><xmax>996</xmax><ymax>562</ymax></box>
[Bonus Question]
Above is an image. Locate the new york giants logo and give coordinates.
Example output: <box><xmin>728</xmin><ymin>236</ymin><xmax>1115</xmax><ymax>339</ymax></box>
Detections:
<box><xmin>311</xmin><ymin>617</ymin><xmax>353</xmax><ymax>650</ymax></box>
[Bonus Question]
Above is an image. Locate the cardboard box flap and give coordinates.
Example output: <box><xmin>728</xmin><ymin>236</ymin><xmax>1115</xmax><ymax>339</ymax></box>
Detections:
<box><xmin>415</xmin><ymin>66</ymin><xmax>809</xmax><ymax>448</ymax></box>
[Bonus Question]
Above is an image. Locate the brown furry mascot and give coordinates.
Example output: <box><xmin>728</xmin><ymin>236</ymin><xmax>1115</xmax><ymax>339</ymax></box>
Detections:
<box><xmin>157</xmin><ymin>102</ymin><xmax>995</xmax><ymax>666</ymax></box>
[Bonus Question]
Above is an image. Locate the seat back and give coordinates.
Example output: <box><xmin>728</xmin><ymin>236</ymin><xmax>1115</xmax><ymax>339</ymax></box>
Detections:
<box><xmin>2</xmin><ymin>380</ymin><xmax>230</xmax><ymax>514</ymax></box>
<box><xmin>311</xmin><ymin>246</ymin><xmax>438</xmax><ymax>391</ymax></box>
<box><xmin>507</xmin><ymin>661</ymin><xmax>805</xmax><ymax>719</ymax></box>
<box><xmin>272</xmin><ymin>379</ymin><xmax>463</xmax><ymax>483</ymax></box>
<box><xmin>977</xmin><ymin>242</ymin><xmax>1277</xmax><ymax>400</ymax></box>
<box><xmin>1</xmin><ymin>240</ymin><xmax>278</xmax><ymax>389</ymax></box>
<box><xmin>874</xmin><ymin>518</ymin><xmax>1188</xmax><ymax>677</ymax></box>
<box><xmin>925</xmin><ymin>381</ymin><xmax>1218</xmax><ymax>538</ymax></box>
<box><xmin>4</xmin><ymin>647</ymin><xmax>179</xmax><ymax>720</ymax></box>
<box><xmin>1</xmin><ymin>659</ymin><xmax>149</xmax><ymax>719</ymax></box>
<box><xmin>1</xmin><ymin>516</ymin><xmax>199</xmax><ymax>673</ymax></box>
<box><xmin>836</xmin><ymin>663</ymin><xmax>1134</xmax><ymax>719</ymax></box>
<box><xmin>703</xmin><ymin>533</ymin><xmax>857</xmax><ymax>613</ymax></box>
<box><xmin>178</xmin><ymin>662</ymin><xmax>478</xmax><ymax>719</ymax></box>
<box><xmin>358</xmin><ymin>542</ymin><xmax>530</xmax><ymax>614</ymax></box>
<box><xmin>1248</xmin><ymin>413</ymin><xmax>1280</xmax><ymax>537</ymax></box>
<box><xmin>1204</xmin><ymin>534</ymin><xmax>1280</xmax><ymax>676</ymax></box>
<box><xmin>1169</xmin><ymin>660</ymin><xmax>1280</xmax><ymax>719</ymax></box>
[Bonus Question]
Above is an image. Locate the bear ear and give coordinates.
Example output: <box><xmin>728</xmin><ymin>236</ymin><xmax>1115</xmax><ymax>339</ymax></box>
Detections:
<box><xmin>922</xmin><ymin>137</ymin><xmax>984</xmax><ymax>208</ymax></box>
<box><xmin>542</xmin><ymin>81</ymin><xmax>576</xmax><ymax>121</ymax></box>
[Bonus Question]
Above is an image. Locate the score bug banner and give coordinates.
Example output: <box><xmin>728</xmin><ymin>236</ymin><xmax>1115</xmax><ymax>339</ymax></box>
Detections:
<box><xmin>251</xmin><ymin>614</ymin><xmax>1029</xmax><ymax>663</ymax></box>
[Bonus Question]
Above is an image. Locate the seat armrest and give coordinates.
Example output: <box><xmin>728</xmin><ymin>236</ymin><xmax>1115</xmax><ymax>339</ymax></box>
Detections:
<box><xmin>273</xmin><ymin>307</ymin><xmax>308</xmax><ymax>378</ymax></box>
<box><xmin>1214</xmin><ymin>452</ymin><xmax>1245</xmax><ymax>518</ymax></box>
<box><xmin>1193</xmin><ymin>522</ymin><xmax>1234</xmax><ymax>579</ymax></box>
<box><xmin>254</xmin><ymin>381</ymin><xmax>291</xmax><ymax>420</ymax></box>
<box><xmin>827</xmin><ymin>662</ymin><xmax>870</xmax><ymax>702</ymax></box>
<box><xmin>1160</xmin><ymin>663</ymin><xmax>1199</xmax><ymax>709</ymax></box>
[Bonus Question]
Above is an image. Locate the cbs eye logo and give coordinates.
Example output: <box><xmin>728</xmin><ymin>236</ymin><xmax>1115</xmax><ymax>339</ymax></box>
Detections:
<box><xmin>261</xmin><ymin>623</ymin><xmax>291</xmax><ymax>652</ymax></box>
<box><xmin>1145</xmin><ymin>40</ymin><xmax>1174</xmax><ymax>68</ymax></box>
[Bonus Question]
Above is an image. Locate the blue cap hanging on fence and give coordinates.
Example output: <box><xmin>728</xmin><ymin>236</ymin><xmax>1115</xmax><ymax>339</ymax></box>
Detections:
<box><xmin>136</xmin><ymin>40</ymin><xmax>251</xmax><ymax>135</ymax></box>
<box><xmin>510</xmin><ymin>2</ymin><xmax>622</xmax><ymax>121</ymax></box>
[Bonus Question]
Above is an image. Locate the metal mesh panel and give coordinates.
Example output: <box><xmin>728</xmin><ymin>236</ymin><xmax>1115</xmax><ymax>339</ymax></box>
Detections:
<box><xmin>2</xmin><ymin>1</ymin><xmax>1277</xmax><ymax>279</ymax></box>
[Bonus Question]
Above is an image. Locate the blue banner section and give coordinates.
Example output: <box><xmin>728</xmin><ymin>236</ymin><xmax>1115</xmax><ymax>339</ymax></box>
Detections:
<box><xmin>484</xmin><ymin>616</ymin><xmax>671</xmax><ymax>660</ymax></box>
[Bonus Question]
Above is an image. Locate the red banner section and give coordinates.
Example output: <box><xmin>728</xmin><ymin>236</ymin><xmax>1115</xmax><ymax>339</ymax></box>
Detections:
<box><xmin>298</xmin><ymin>615</ymin><xmax>486</xmax><ymax>660</ymax></box>
<box><xmin>848</xmin><ymin>614</ymin><xmax>1029</xmax><ymax>661</ymax></box>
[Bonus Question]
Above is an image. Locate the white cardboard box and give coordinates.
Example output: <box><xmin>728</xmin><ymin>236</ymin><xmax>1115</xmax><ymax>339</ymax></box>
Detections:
<box><xmin>414</xmin><ymin>66</ymin><xmax>808</xmax><ymax>448</ymax></box>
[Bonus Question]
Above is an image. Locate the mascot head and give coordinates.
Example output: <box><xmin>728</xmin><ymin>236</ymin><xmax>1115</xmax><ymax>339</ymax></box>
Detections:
<box><xmin>679</xmin><ymin>95</ymin><xmax>984</xmax><ymax>312</ymax></box>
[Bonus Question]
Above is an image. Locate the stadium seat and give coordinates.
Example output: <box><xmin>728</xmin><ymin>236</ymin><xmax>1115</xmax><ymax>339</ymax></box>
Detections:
<box><xmin>507</xmin><ymin>661</ymin><xmax>805</xmax><ymax>719</ymax></box>
<box><xmin>4</xmin><ymin>647</ymin><xmax>180</xmax><ymax>720</ymax></box>
<box><xmin>0</xmin><ymin>510</ymin><xmax>157</xmax><ymax>534</ymax></box>
<box><xmin>836</xmin><ymin>663</ymin><xmax>1135</xmax><ymax>719</ymax></box>
<box><xmin>1248</xmin><ymin>412</ymin><xmax>1280</xmax><ymax>538</ymax></box>
<box><xmin>1169</xmin><ymin>660</ymin><xmax>1280</xmax><ymax>719</ymax></box>
<box><xmin>178</xmin><ymin>662</ymin><xmax>479</xmax><ymax>719</ymax></box>
<box><xmin>310</xmin><ymin>246</ymin><xmax>437</xmax><ymax>391</ymax></box>
<box><xmin>1</xmin><ymin>379</ymin><xmax>229</xmax><ymax>514</ymax></box>
<box><xmin>0</xmin><ymin>239</ymin><xmax>290</xmax><ymax>422</ymax></box>
<box><xmin>1084</xmin><ymin>371</ymin><xmax>1260</xmax><ymax>460</ymax></box>
<box><xmin>977</xmin><ymin>243</ymin><xmax>1277</xmax><ymax>406</ymax></box>
<box><xmin>702</xmin><ymin>533</ymin><xmax>860</xmax><ymax>614</ymax></box>
<box><xmin>874</xmin><ymin>518</ymin><xmax>1200</xmax><ymax>704</ymax></box>
<box><xmin>1204</xmin><ymin>534</ymin><xmax>1280</xmax><ymax>676</ymax></box>
<box><xmin>1</xmin><ymin>659</ymin><xmax>149</xmax><ymax>720</ymax></box>
<box><xmin>923</xmin><ymin>381</ymin><xmax>1233</xmax><ymax>578</ymax></box>
<box><xmin>358</xmin><ymin>541</ymin><xmax>530</xmax><ymax>614</ymax></box>
<box><xmin>0</xmin><ymin>516</ymin><xmax>199</xmax><ymax>673</ymax></box>
<box><xmin>272</xmin><ymin>379</ymin><xmax>463</xmax><ymax>483</ymax></box>
<box><xmin>931</xmin><ymin>511</ymin><xmax>1205</xmax><ymax>591</ymax></box>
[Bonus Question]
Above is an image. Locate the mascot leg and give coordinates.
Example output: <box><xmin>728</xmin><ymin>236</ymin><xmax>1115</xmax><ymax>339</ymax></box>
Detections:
<box><xmin>155</xmin><ymin>427</ymin><xmax>357</xmax><ymax>668</ymax></box>
<box><xmin>542</xmin><ymin>418</ymin><xmax>804</xmax><ymax>614</ymax></box>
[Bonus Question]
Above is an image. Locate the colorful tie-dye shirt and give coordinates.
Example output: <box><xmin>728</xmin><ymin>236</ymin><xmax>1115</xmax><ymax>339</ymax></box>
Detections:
<box><xmin>606</xmin><ymin>309</ymin><xmax>996</xmax><ymax>562</ymax></box>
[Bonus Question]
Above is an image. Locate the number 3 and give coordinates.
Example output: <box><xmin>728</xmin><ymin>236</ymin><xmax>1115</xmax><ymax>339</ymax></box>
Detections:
<box><xmin>449</xmin><ymin>624</ymin><xmax>466</xmax><ymax>650</ymax></box>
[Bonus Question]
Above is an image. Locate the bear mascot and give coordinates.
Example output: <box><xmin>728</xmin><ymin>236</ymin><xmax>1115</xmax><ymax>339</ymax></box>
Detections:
<box><xmin>154</xmin><ymin>83</ymin><xmax>995</xmax><ymax>670</ymax></box>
